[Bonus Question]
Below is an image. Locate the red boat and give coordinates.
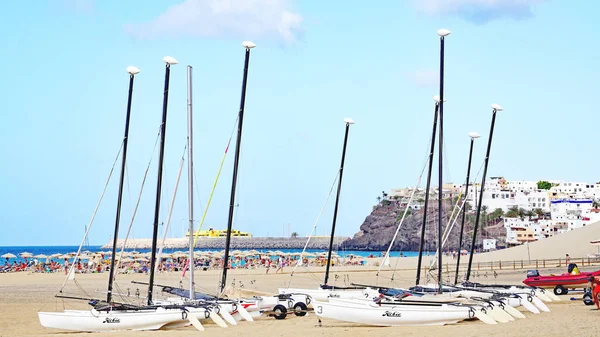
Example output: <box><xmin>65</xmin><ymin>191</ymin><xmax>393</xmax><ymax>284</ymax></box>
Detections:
<box><xmin>523</xmin><ymin>264</ymin><xmax>600</xmax><ymax>295</ymax></box>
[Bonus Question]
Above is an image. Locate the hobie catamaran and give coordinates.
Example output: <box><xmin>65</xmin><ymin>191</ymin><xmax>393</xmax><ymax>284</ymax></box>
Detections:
<box><xmin>278</xmin><ymin>117</ymin><xmax>369</xmax><ymax>302</ymax></box>
<box><xmin>137</xmin><ymin>42</ymin><xmax>308</xmax><ymax>322</ymax></box>
<box><xmin>129</xmin><ymin>59</ymin><xmax>257</xmax><ymax>327</ymax></box>
<box><xmin>38</xmin><ymin>58</ymin><xmax>215</xmax><ymax>332</ymax></box>
<box><xmin>312</xmin><ymin>28</ymin><xmax>556</xmax><ymax>327</ymax></box>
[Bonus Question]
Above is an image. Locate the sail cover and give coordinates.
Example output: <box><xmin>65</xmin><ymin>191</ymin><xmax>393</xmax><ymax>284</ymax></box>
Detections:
<box><xmin>161</xmin><ymin>286</ymin><xmax>216</xmax><ymax>301</ymax></box>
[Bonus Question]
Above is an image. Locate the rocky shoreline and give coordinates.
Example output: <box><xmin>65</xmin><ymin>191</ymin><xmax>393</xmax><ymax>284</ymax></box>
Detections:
<box><xmin>101</xmin><ymin>236</ymin><xmax>350</xmax><ymax>250</ymax></box>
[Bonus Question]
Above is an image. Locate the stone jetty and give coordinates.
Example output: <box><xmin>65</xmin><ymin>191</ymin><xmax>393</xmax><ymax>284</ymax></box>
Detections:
<box><xmin>101</xmin><ymin>236</ymin><xmax>350</xmax><ymax>250</ymax></box>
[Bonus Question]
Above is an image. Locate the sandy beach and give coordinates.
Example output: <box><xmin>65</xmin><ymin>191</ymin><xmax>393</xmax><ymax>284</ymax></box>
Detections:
<box><xmin>2</xmin><ymin>221</ymin><xmax>600</xmax><ymax>336</ymax></box>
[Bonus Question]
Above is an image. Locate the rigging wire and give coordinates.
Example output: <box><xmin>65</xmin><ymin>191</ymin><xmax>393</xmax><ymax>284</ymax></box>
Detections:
<box><xmin>191</xmin><ymin>116</ymin><xmax>238</xmax><ymax>248</ymax></box>
<box><xmin>377</xmin><ymin>118</ymin><xmax>436</xmax><ymax>285</ymax></box>
<box><xmin>290</xmin><ymin>170</ymin><xmax>341</xmax><ymax>278</ymax></box>
<box><xmin>377</xmin><ymin>158</ymin><xmax>428</xmax><ymax>277</ymax></box>
<box><xmin>155</xmin><ymin>145</ymin><xmax>187</xmax><ymax>273</ymax></box>
<box><xmin>426</xmin><ymin>160</ymin><xmax>485</xmax><ymax>280</ymax></box>
<box><xmin>113</xmin><ymin>127</ymin><xmax>162</xmax><ymax>278</ymax></box>
<box><xmin>59</xmin><ymin>142</ymin><xmax>124</xmax><ymax>293</ymax></box>
<box><xmin>125</xmin><ymin>163</ymin><xmax>132</xmax><ymax>229</ymax></box>
<box><xmin>192</xmin><ymin>168</ymin><xmax>204</xmax><ymax>225</ymax></box>
<box><xmin>384</xmin><ymin>147</ymin><xmax>432</xmax><ymax>284</ymax></box>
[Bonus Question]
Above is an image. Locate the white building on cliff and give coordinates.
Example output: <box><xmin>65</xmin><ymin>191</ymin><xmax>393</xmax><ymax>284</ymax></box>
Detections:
<box><xmin>392</xmin><ymin>176</ymin><xmax>600</xmax><ymax>247</ymax></box>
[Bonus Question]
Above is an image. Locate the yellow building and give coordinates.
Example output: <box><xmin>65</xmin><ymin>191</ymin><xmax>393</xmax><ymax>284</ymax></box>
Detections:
<box><xmin>186</xmin><ymin>227</ymin><xmax>252</xmax><ymax>238</ymax></box>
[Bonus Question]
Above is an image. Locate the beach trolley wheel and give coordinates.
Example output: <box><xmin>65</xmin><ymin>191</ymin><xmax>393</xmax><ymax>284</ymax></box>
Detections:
<box><xmin>273</xmin><ymin>304</ymin><xmax>287</xmax><ymax>320</ymax></box>
<box><xmin>583</xmin><ymin>291</ymin><xmax>594</xmax><ymax>306</ymax></box>
<box><xmin>293</xmin><ymin>302</ymin><xmax>308</xmax><ymax>317</ymax></box>
<box><xmin>554</xmin><ymin>285</ymin><xmax>568</xmax><ymax>296</ymax></box>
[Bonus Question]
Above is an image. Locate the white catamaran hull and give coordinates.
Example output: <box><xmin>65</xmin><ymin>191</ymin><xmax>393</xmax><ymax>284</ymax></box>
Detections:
<box><xmin>414</xmin><ymin>284</ymin><xmax>539</xmax><ymax>313</ymax></box>
<box><xmin>279</xmin><ymin>287</ymin><xmax>366</xmax><ymax>302</ymax></box>
<box><xmin>331</xmin><ymin>297</ymin><xmax>504</xmax><ymax>323</ymax></box>
<box><xmin>457</xmin><ymin>286</ymin><xmax>550</xmax><ymax>312</ymax></box>
<box><xmin>38</xmin><ymin>307</ymin><xmax>189</xmax><ymax>332</ymax></box>
<box><xmin>313</xmin><ymin>298</ymin><xmax>478</xmax><ymax>326</ymax></box>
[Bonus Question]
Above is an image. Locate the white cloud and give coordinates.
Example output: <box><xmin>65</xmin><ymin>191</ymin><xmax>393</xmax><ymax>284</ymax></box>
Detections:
<box><xmin>125</xmin><ymin>0</ymin><xmax>302</xmax><ymax>44</ymax></box>
<box><xmin>414</xmin><ymin>0</ymin><xmax>546</xmax><ymax>24</ymax></box>
<box><xmin>406</xmin><ymin>69</ymin><xmax>439</xmax><ymax>87</ymax></box>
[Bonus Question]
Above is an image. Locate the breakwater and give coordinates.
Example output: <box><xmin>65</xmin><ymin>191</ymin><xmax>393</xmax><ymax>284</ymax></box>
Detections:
<box><xmin>100</xmin><ymin>236</ymin><xmax>350</xmax><ymax>250</ymax></box>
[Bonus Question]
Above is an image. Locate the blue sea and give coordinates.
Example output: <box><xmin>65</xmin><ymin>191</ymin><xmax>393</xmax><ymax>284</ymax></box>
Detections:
<box><xmin>0</xmin><ymin>245</ymin><xmax>432</xmax><ymax>263</ymax></box>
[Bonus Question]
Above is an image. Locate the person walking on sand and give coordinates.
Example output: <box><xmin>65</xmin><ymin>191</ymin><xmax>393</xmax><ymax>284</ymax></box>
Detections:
<box><xmin>276</xmin><ymin>255</ymin><xmax>284</xmax><ymax>274</ymax></box>
<box><xmin>265</xmin><ymin>258</ymin><xmax>271</xmax><ymax>274</ymax></box>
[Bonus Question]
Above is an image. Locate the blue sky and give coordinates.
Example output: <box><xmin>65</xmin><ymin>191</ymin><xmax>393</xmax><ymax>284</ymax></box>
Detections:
<box><xmin>1</xmin><ymin>0</ymin><xmax>598</xmax><ymax>246</ymax></box>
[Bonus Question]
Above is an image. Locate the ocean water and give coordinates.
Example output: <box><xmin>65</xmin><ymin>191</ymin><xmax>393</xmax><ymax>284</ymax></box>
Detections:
<box><xmin>0</xmin><ymin>245</ymin><xmax>432</xmax><ymax>264</ymax></box>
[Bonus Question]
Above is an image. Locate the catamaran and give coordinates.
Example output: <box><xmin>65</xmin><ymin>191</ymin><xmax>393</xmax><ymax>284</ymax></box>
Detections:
<box><xmin>141</xmin><ymin>41</ymin><xmax>309</xmax><ymax>322</ymax></box>
<box><xmin>313</xmin><ymin>296</ymin><xmax>497</xmax><ymax>326</ymax></box>
<box><xmin>312</xmin><ymin>29</ymin><xmax>554</xmax><ymax>327</ymax></box>
<box><xmin>278</xmin><ymin>118</ymin><xmax>370</xmax><ymax>302</ymax></box>
<box><xmin>38</xmin><ymin>59</ymin><xmax>215</xmax><ymax>332</ymax></box>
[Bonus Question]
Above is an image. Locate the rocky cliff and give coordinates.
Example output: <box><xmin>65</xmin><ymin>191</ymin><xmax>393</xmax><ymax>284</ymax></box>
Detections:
<box><xmin>341</xmin><ymin>199</ymin><xmax>505</xmax><ymax>251</ymax></box>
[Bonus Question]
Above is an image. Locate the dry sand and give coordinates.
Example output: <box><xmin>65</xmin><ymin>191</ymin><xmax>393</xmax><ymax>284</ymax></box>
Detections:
<box><xmin>2</xmin><ymin>222</ymin><xmax>600</xmax><ymax>336</ymax></box>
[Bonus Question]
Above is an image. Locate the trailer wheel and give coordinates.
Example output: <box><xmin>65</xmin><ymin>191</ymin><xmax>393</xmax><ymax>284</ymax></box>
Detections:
<box><xmin>583</xmin><ymin>292</ymin><xmax>594</xmax><ymax>306</ymax></box>
<box><xmin>273</xmin><ymin>304</ymin><xmax>287</xmax><ymax>320</ymax></box>
<box><xmin>294</xmin><ymin>302</ymin><xmax>308</xmax><ymax>317</ymax></box>
<box><xmin>553</xmin><ymin>285</ymin><xmax>568</xmax><ymax>296</ymax></box>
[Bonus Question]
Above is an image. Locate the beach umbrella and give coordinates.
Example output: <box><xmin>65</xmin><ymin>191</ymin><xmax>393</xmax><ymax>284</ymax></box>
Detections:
<box><xmin>34</xmin><ymin>254</ymin><xmax>48</xmax><ymax>259</ymax></box>
<box><xmin>172</xmin><ymin>252</ymin><xmax>188</xmax><ymax>258</ymax></box>
<box><xmin>50</xmin><ymin>253</ymin><xmax>62</xmax><ymax>258</ymax></box>
<box><xmin>20</xmin><ymin>252</ymin><xmax>33</xmax><ymax>258</ymax></box>
<box><xmin>1</xmin><ymin>253</ymin><xmax>16</xmax><ymax>259</ymax></box>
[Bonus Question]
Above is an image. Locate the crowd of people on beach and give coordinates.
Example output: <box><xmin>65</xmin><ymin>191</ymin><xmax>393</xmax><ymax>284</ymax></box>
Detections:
<box><xmin>1</xmin><ymin>251</ymin><xmax>369</xmax><ymax>274</ymax></box>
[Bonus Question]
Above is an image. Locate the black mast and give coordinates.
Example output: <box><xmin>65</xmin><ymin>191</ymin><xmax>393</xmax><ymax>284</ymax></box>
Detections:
<box><xmin>324</xmin><ymin>118</ymin><xmax>354</xmax><ymax>286</ymax></box>
<box><xmin>436</xmin><ymin>29</ymin><xmax>449</xmax><ymax>293</ymax></box>
<box><xmin>465</xmin><ymin>104</ymin><xmax>502</xmax><ymax>282</ymax></box>
<box><xmin>415</xmin><ymin>99</ymin><xmax>439</xmax><ymax>286</ymax></box>
<box><xmin>221</xmin><ymin>41</ymin><xmax>255</xmax><ymax>292</ymax></box>
<box><xmin>454</xmin><ymin>132</ymin><xmax>478</xmax><ymax>284</ymax></box>
<box><xmin>148</xmin><ymin>57</ymin><xmax>177</xmax><ymax>305</ymax></box>
<box><xmin>107</xmin><ymin>66</ymin><xmax>139</xmax><ymax>304</ymax></box>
